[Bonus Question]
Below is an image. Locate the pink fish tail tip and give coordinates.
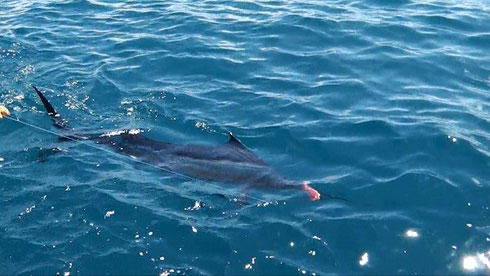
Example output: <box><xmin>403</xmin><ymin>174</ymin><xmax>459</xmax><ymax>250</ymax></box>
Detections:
<box><xmin>302</xmin><ymin>181</ymin><xmax>321</xmax><ymax>201</ymax></box>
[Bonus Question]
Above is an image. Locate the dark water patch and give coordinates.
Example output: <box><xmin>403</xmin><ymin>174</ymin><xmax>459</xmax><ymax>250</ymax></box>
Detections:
<box><xmin>416</xmin><ymin>14</ymin><xmax>476</xmax><ymax>32</ymax></box>
<box><xmin>463</xmin><ymin>33</ymin><xmax>490</xmax><ymax>49</ymax></box>
<box><xmin>87</xmin><ymin>76</ymin><xmax>123</xmax><ymax>110</ymax></box>
<box><xmin>333</xmin><ymin>119</ymin><xmax>399</xmax><ymax>137</ymax></box>
<box><xmin>363</xmin><ymin>22</ymin><xmax>431</xmax><ymax>44</ymax></box>
<box><xmin>353</xmin><ymin>171</ymin><xmax>463</xmax><ymax>209</ymax></box>
<box><xmin>369</xmin><ymin>0</ymin><xmax>413</xmax><ymax>8</ymax></box>
<box><xmin>112</xmin><ymin>36</ymin><xmax>170</xmax><ymax>52</ymax></box>
<box><xmin>48</xmin><ymin>0</ymin><xmax>112</xmax><ymax>13</ymax></box>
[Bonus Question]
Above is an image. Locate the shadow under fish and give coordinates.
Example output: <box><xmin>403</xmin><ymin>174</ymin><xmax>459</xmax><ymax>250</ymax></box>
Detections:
<box><xmin>32</xmin><ymin>86</ymin><xmax>321</xmax><ymax>201</ymax></box>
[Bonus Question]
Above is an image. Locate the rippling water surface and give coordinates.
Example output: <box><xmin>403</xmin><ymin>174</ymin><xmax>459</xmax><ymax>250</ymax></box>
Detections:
<box><xmin>1</xmin><ymin>0</ymin><xmax>489</xmax><ymax>275</ymax></box>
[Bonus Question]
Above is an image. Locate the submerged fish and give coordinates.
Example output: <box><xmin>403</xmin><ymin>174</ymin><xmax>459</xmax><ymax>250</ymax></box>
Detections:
<box><xmin>32</xmin><ymin>86</ymin><xmax>321</xmax><ymax>201</ymax></box>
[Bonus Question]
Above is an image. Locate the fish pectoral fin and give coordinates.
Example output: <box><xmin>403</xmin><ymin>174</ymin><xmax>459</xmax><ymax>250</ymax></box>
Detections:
<box><xmin>37</xmin><ymin>147</ymin><xmax>67</xmax><ymax>162</ymax></box>
<box><xmin>235</xmin><ymin>185</ymin><xmax>252</xmax><ymax>206</ymax></box>
<box><xmin>211</xmin><ymin>193</ymin><xmax>228</xmax><ymax>199</ymax></box>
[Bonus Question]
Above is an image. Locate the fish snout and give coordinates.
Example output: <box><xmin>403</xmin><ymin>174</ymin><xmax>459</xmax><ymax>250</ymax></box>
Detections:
<box><xmin>302</xmin><ymin>181</ymin><xmax>321</xmax><ymax>201</ymax></box>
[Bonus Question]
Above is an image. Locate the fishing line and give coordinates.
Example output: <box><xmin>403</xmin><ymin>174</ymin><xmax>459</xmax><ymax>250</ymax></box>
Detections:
<box><xmin>3</xmin><ymin>115</ymin><xmax>272</xmax><ymax>204</ymax></box>
<box><xmin>5</xmin><ymin>115</ymin><xmax>194</xmax><ymax>179</ymax></box>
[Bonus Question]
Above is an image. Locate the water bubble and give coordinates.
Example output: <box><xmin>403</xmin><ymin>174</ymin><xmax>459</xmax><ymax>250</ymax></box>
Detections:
<box><xmin>405</xmin><ymin>229</ymin><xmax>419</xmax><ymax>238</ymax></box>
<box><xmin>104</xmin><ymin>210</ymin><xmax>115</xmax><ymax>218</ymax></box>
<box><xmin>463</xmin><ymin>256</ymin><xmax>477</xmax><ymax>270</ymax></box>
<box><xmin>359</xmin><ymin>252</ymin><xmax>369</xmax><ymax>266</ymax></box>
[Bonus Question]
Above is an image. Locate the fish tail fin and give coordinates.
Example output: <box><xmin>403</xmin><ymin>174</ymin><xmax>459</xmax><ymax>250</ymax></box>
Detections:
<box><xmin>32</xmin><ymin>85</ymin><xmax>57</xmax><ymax>116</ymax></box>
<box><xmin>302</xmin><ymin>181</ymin><xmax>321</xmax><ymax>201</ymax></box>
<box><xmin>32</xmin><ymin>85</ymin><xmax>68</xmax><ymax>129</ymax></box>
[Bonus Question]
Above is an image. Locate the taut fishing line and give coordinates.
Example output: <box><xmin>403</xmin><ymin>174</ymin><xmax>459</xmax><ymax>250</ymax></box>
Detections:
<box><xmin>3</xmin><ymin>115</ymin><xmax>272</xmax><ymax>205</ymax></box>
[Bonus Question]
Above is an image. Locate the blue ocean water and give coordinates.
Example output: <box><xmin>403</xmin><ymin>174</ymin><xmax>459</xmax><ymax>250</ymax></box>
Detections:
<box><xmin>0</xmin><ymin>0</ymin><xmax>489</xmax><ymax>274</ymax></box>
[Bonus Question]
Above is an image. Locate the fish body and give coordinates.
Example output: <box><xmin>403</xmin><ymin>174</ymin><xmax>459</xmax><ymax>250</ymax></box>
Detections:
<box><xmin>95</xmin><ymin>130</ymin><xmax>293</xmax><ymax>190</ymax></box>
<box><xmin>32</xmin><ymin>86</ymin><xmax>320</xmax><ymax>200</ymax></box>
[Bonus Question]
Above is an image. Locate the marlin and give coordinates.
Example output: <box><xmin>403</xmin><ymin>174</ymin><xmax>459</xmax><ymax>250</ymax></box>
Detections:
<box><xmin>32</xmin><ymin>86</ymin><xmax>321</xmax><ymax>201</ymax></box>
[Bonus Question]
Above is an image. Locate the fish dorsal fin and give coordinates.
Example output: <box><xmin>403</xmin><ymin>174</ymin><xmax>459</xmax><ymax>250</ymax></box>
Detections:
<box><xmin>226</xmin><ymin>132</ymin><xmax>246</xmax><ymax>149</ymax></box>
<box><xmin>225</xmin><ymin>132</ymin><xmax>266</xmax><ymax>165</ymax></box>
